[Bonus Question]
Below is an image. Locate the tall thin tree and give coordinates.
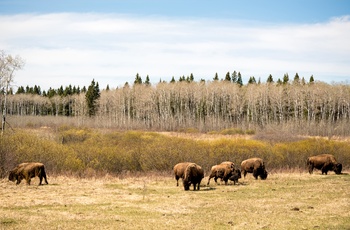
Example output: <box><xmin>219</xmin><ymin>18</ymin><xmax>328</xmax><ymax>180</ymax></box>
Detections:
<box><xmin>0</xmin><ymin>50</ymin><xmax>24</xmax><ymax>135</ymax></box>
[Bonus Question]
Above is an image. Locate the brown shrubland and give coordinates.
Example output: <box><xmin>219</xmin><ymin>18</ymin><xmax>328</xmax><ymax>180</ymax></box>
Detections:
<box><xmin>0</xmin><ymin>127</ymin><xmax>349</xmax><ymax>177</ymax></box>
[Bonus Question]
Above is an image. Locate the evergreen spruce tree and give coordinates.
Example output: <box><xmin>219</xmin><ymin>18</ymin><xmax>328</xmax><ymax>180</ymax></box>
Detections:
<box><xmin>213</xmin><ymin>72</ymin><xmax>219</xmax><ymax>81</ymax></box>
<box><xmin>16</xmin><ymin>86</ymin><xmax>25</xmax><ymax>94</ymax></box>
<box><xmin>283</xmin><ymin>73</ymin><xmax>289</xmax><ymax>84</ymax></box>
<box><xmin>145</xmin><ymin>75</ymin><xmax>150</xmax><ymax>85</ymax></box>
<box><xmin>190</xmin><ymin>73</ymin><xmax>194</xmax><ymax>82</ymax></box>
<box><xmin>248</xmin><ymin>76</ymin><xmax>256</xmax><ymax>84</ymax></box>
<box><xmin>58</xmin><ymin>86</ymin><xmax>64</xmax><ymax>96</ymax></box>
<box><xmin>267</xmin><ymin>74</ymin><xmax>274</xmax><ymax>83</ymax></box>
<box><xmin>225</xmin><ymin>72</ymin><xmax>231</xmax><ymax>81</ymax></box>
<box><xmin>293</xmin><ymin>73</ymin><xmax>300</xmax><ymax>84</ymax></box>
<box><xmin>170</xmin><ymin>76</ymin><xmax>176</xmax><ymax>83</ymax></box>
<box><xmin>237</xmin><ymin>72</ymin><xmax>243</xmax><ymax>86</ymax></box>
<box><xmin>231</xmin><ymin>71</ymin><xmax>237</xmax><ymax>83</ymax></box>
<box><xmin>134</xmin><ymin>73</ymin><xmax>142</xmax><ymax>84</ymax></box>
<box><xmin>85</xmin><ymin>79</ymin><xmax>100</xmax><ymax>116</ymax></box>
<box><xmin>309</xmin><ymin>75</ymin><xmax>315</xmax><ymax>83</ymax></box>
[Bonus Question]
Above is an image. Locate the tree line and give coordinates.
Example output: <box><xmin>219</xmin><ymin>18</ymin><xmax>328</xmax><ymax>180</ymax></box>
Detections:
<box><xmin>1</xmin><ymin>72</ymin><xmax>349</xmax><ymax>136</ymax></box>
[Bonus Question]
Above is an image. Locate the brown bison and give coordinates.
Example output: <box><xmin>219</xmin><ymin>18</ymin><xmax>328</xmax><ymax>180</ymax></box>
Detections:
<box><xmin>9</xmin><ymin>162</ymin><xmax>49</xmax><ymax>185</ymax></box>
<box><xmin>307</xmin><ymin>154</ymin><xmax>342</xmax><ymax>175</ymax></box>
<box><xmin>228</xmin><ymin>168</ymin><xmax>242</xmax><ymax>185</ymax></box>
<box><xmin>207</xmin><ymin>161</ymin><xmax>235</xmax><ymax>185</ymax></box>
<box><xmin>183</xmin><ymin>163</ymin><xmax>204</xmax><ymax>191</ymax></box>
<box><xmin>173</xmin><ymin>162</ymin><xmax>192</xmax><ymax>186</ymax></box>
<box><xmin>241</xmin><ymin>158</ymin><xmax>268</xmax><ymax>180</ymax></box>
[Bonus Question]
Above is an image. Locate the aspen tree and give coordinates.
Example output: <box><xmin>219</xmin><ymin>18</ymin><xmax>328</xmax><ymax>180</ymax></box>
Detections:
<box><xmin>0</xmin><ymin>51</ymin><xmax>24</xmax><ymax>135</ymax></box>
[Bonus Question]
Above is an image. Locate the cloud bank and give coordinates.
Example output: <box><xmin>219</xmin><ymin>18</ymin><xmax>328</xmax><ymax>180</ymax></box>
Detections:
<box><xmin>0</xmin><ymin>13</ymin><xmax>349</xmax><ymax>89</ymax></box>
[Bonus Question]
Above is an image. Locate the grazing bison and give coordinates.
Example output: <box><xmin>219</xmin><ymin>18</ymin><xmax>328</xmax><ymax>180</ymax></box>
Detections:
<box><xmin>173</xmin><ymin>162</ymin><xmax>192</xmax><ymax>186</ymax></box>
<box><xmin>307</xmin><ymin>154</ymin><xmax>342</xmax><ymax>175</ymax></box>
<box><xmin>228</xmin><ymin>168</ymin><xmax>242</xmax><ymax>185</ymax></box>
<box><xmin>183</xmin><ymin>163</ymin><xmax>204</xmax><ymax>191</ymax></box>
<box><xmin>241</xmin><ymin>158</ymin><xmax>268</xmax><ymax>180</ymax></box>
<box><xmin>9</xmin><ymin>162</ymin><xmax>49</xmax><ymax>185</ymax></box>
<box><xmin>207</xmin><ymin>161</ymin><xmax>235</xmax><ymax>185</ymax></box>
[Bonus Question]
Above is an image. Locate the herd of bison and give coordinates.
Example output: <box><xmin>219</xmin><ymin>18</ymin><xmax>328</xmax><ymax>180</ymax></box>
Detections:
<box><xmin>8</xmin><ymin>154</ymin><xmax>343</xmax><ymax>191</ymax></box>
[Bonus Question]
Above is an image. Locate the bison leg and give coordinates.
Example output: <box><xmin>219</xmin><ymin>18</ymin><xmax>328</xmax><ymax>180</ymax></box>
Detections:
<box><xmin>321</xmin><ymin>167</ymin><xmax>328</xmax><ymax>175</ymax></box>
<box><xmin>224</xmin><ymin>179</ymin><xmax>229</xmax><ymax>185</ymax></box>
<box><xmin>175</xmin><ymin>176</ymin><xmax>180</xmax><ymax>186</ymax></box>
<box><xmin>308</xmin><ymin>164</ymin><xmax>314</xmax><ymax>174</ymax></box>
<box><xmin>40</xmin><ymin>168</ymin><xmax>49</xmax><ymax>185</ymax></box>
<box><xmin>43</xmin><ymin>174</ymin><xmax>48</xmax><ymax>184</ymax></box>
<box><xmin>253</xmin><ymin>169</ymin><xmax>260</xmax><ymax>180</ymax></box>
<box><xmin>214</xmin><ymin>177</ymin><xmax>218</xmax><ymax>184</ymax></box>
<box><xmin>242</xmin><ymin>170</ymin><xmax>247</xmax><ymax>179</ymax></box>
<box><xmin>207</xmin><ymin>176</ymin><xmax>212</xmax><ymax>185</ymax></box>
<box><xmin>39</xmin><ymin>174</ymin><xmax>43</xmax><ymax>185</ymax></box>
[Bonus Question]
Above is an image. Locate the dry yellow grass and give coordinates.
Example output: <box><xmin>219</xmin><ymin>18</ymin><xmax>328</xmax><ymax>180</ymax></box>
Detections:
<box><xmin>1</xmin><ymin>172</ymin><xmax>349</xmax><ymax>230</ymax></box>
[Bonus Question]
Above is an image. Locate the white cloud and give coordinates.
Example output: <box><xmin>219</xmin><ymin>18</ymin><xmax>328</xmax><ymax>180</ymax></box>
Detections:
<box><xmin>0</xmin><ymin>13</ymin><xmax>349</xmax><ymax>90</ymax></box>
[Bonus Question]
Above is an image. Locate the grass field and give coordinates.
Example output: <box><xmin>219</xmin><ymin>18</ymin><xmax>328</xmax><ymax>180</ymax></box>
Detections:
<box><xmin>1</xmin><ymin>171</ymin><xmax>349</xmax><ymax>230</ymax></box>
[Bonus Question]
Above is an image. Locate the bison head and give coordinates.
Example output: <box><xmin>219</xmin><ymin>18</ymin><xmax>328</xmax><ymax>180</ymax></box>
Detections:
<box><xmin>183</xmin><ymin>180</ymin><xmax>191</xmax><ymax>191</ymax></box>
<box><xmin>260</xmin><ymin>169</ymin><xmax>268</xmax><ymax>180</ymax></box>
<box><xmin>8</xmin><ymin>171</ymin><xmax>17</xmax><ymax>182</ymax></box>
<box><xmin>229</xmin><ymin>169</ymin><xmax>241</xmax><ymax>184</ymax></box>
<box><xmin>334</xmin><ymin>163</ymin><xmax>342</xmax><ymax>175</ymax></box>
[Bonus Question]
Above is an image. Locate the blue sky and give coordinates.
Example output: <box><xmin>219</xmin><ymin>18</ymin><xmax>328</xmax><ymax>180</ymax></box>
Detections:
<box><xmin>1</xmin><ymin>0</ymin><xmax>349</xmax><ymax>90</ymax></box>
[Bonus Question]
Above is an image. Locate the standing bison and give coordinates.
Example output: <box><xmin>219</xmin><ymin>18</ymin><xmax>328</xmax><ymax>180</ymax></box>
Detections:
<box><xmin>307</xmin><ymin>154</ymin><xmax>342</xmax><ymax>175</ymax></box>
<box><xmin>173</xmin><ymin>162</ymin><xmax>192</xmax><ymax>186</ymax></box>
<box><xmin>207</xmin><ymin>161</ymin><xmax>235</xmax><ymax>185</ymax></box>
<box><xmin>9</xmin><ymin>162</ymin><xmax>49</xmax><ymax>185</ymax></box>
<box><xmin>183</xmin><ymin>163</ymin><xmax>204</xmax><ymax>191</ymax></box>
<box><xmin>241</xmin><ymin>158</ymin><xmax>268</xmax><ymax>180</ymax></box>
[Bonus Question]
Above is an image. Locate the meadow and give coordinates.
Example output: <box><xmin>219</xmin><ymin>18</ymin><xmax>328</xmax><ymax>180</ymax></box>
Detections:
<box><xmin>1</xmin><ymin>122</ymin><xmax>349</xmax><ymax>229</ymax></box>
<box><xmin>1</xmin><ymin>172</ymin><xmax>349</xmax><ymax>230</ymax></box>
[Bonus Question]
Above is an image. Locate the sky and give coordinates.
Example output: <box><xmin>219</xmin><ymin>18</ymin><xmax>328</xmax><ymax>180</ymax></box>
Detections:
<box><xmin>1</xmin><ymin>0</ymin><xmax>350</xmax><ymax>90</ymax></box>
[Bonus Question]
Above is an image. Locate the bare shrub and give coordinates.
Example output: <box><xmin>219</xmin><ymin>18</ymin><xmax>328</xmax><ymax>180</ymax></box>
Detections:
<box><xmin>1</xmin><ymin>128</ymin><xmax>349</xmax><ymax>178</ymax></box>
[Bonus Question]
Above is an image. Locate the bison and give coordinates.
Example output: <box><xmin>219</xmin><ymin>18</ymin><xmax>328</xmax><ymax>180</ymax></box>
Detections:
<box><xmin>9</xmin><ymin>162</ymin><xmax>49</xmax><ymax>185</ymax></box>
<box><xmin>228</xmin><ymin>168</ymin><xmax>242</xmax><ymax>185</ymax></box>
<box><xmin>241</xmin><ymin>158</ymin><xmax>268</xmax><ymax>180</ymax></box>
<box><xmin>207</xmin><ymin>161</ymin><xmax>235</xmax><ymax>185</ymax></box>
<box><xmin>307</xmin><ymin>154</ymin><xmax>342</xmax><ymax>175</ymax></box>
<box><xmin>173</xmin><ymin>162</ymin><xmax>192</xmax><ymax>186</ymax></box>
<box><xmin>183</xmin><ymin>163</ymin><xmax>204</xmax><ymax>191</ymax></box>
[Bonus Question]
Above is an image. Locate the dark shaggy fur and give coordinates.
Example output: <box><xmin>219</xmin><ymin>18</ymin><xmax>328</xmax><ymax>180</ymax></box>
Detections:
<box><xmin>207</xmin><ymin>161</ymin><xmax>235</xmax><ymax>185</ymax></box>
<box><xmin>229</xmin><ymin>168</ymin><xmax>242</xmax><ymax>185</ymax></box>
<box><xmin>9</xmin><ymin>162</ymin><xmax>49</xmax><ymax>185</ymax></box>
<box><xmin>241</xmin><ymin>158</ymin><xmax>268</xmax><ymax>180</ymax></box>
<box><xmin>173</xmin><ymin>162</ymin><xmax>192</xmax><ymax>186</ymax></box>
<box><xmin>307</xmin><ymin>154</ymin><xmax>342</xmax><ymax>175</ymax></box>
<box><xmin>183</xmin><ymin>163</ymin><xmax>204</xmax><ymax>191</ymax></box>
